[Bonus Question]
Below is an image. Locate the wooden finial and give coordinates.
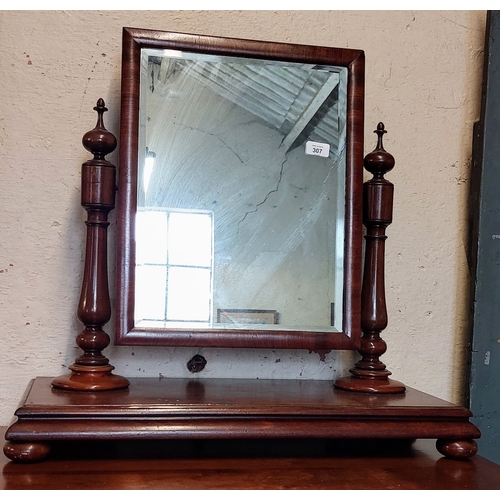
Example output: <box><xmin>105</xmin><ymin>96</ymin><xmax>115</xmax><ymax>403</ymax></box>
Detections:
<box><xmin>375</xmin><ymin>122</ymin><xmax>387</xmax><ymax>146</ymax></box>
<box><xmin>364</xmin><ymin>122</ymin><xmax>395</xmax><ymax>177</ymax></box>
<box><xmin>82</xmin><ymin>99</ymin><xmax>117</xmax><ymax>160</ymax></box>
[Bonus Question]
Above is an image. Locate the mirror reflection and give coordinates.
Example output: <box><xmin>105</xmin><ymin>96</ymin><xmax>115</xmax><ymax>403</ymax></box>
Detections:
<box><xmin>135</xmin><ymin>48</ymin><xmax>347</xmax><ymax>333</ymax></box>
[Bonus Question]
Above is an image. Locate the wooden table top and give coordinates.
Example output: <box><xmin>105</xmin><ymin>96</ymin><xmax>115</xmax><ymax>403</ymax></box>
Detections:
<box><xmin>2</xmin><ymin>429</ymin><xmax>500</xmax><ymax>490</ymax></box>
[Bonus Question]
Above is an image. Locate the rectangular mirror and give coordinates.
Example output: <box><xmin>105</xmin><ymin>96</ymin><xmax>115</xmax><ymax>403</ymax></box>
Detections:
<box><xmin>117</xmin><ymin>28</ymin><xmax>364</xmax><ymax>350</ymax></box>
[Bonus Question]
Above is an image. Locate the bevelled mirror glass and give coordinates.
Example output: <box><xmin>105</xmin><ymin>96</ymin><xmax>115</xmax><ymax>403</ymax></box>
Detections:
<box><xmin>116</xmin><ymin>28</ymin><xmax>364</xmax><ymax>351</ymax></box>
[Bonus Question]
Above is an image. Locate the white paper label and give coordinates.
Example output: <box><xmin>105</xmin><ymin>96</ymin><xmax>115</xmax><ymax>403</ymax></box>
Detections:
<box><xmin>305</xmin><ymin>141</ymin><xmax>330</xmax><ymax>158</ymax></box>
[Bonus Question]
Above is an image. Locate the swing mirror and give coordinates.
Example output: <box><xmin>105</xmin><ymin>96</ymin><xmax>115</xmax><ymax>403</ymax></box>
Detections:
<box><xmin>116</xmin><ymin>27</ymin><xmax>365</xmax><ymax>350</ymax></box>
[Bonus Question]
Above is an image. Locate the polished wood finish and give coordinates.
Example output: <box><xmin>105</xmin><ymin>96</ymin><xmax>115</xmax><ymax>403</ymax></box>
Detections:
<box><xmin>3</xmin><ymin>377</ymin><xmax>480</xmax><ymax>463</ymax></box>
<box><xmin>335</xmin><ymin>124</ymin><xmax>405</xmax><ymax>393</ymax></box>
<box><xmin>52</xmin><ymin>99</ymin><xmax>129</xmax><ymax>391</ymax></box>
<box><xmin>116</xmin><ymin>27</ymin><xmax>365</xmax><ymax>350</ymax></box>
<box><xmin>437</xmin><ymin>439</ymin><xmax>479</xmax><ymax>460</ymax></box>
<box><xmin>2</xmin><ymin>442</ymin><xmax>51</xmax><ymax>464</ymax></box>
<box><xmin>3</xmin><ymin>434</ymin><xmax>499</xmax><ymax>490</ymax></box>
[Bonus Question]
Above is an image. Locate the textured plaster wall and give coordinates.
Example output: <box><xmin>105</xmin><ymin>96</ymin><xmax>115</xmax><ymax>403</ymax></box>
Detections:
<box><xmin>0</xmin><ymin>10</ymin><xmax>486</xmax><ymax>425</ymax></box>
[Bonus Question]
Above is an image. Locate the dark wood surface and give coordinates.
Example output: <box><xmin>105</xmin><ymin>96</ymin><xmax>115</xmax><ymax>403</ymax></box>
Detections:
<box><xmin>6</xmin><ymin>377</ymin><xmax>474</xmax><ymax>416</ymax></box>
<box><xmin>116</xmin><ymin>27</ymin><xmax>364</xmax><ymax>350</ymax></box>
<box><xmin>4</xmin><ymin>377</ymin><xmax>480</xmax><ymax>462</ymax></box>
<box><xmin>2</xmin><ymin>430</ymin><xmax>499</xmax><ymax>490</ymax></box>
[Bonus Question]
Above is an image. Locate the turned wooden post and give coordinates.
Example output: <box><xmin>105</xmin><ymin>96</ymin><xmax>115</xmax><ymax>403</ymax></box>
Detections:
<box><xmin>335</xmin><ymin>123</ymin><xmax>405</xmax><ymax>393</ymax></box>
<box><xmin>52</xmin><ymin>99</ymin><xmax>129</xmax><ymax>391</ymax></box>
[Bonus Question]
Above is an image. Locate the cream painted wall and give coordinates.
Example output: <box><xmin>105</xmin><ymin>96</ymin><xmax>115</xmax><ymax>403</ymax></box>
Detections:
<box><xmin>0</xmin><ymin>10</ymin><xmax>486</xmax><ymax>426</ymax></box>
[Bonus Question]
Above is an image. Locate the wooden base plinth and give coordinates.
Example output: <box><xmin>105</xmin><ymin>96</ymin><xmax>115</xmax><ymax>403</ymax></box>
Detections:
<box><xmin>51</xmin><ymin>364</ymin><xmax>130</xmax><ymax>391</ymax></box>
<box><xmin>334</xmin><ymin>374</ymin><xmax>406</xmax><ymax>394</ymax></box>
<box><xmin>4</xmin><ymin>377</ymin><xmax>480</xmax><ymax>462</ymax></box>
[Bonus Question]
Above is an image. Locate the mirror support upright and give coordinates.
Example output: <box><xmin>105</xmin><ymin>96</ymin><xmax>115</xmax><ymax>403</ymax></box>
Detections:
<box><xmin>52</xmin><ymin>99</ymin><xmax>129</xmax><ymax>391</ymax></box>
<box><xmin>335</xmin><ymin>124</ymin><xmax>405</xmax><ymax>394</ymax></box>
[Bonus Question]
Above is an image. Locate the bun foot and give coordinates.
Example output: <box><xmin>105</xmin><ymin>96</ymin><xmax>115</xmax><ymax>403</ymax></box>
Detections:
<box><xmin>3</xmin><ymin>441</ymin><xmax>51</xmax><ymax>463</ymax></box>
<box><xmin>436</xmin><ymin>439</ymin><xmax>478</xmax><ymax>460</ymax></box>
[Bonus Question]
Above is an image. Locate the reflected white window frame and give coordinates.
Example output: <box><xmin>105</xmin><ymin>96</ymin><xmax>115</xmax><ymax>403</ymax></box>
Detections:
<box><xmin>142</xmin><ymin>148</ymin><xmax>156</xmax><ymax>194</ymax></box>
<box><xmin>134</xmin><ymin>207</ymin><xmax>214</xmax><ymax>327</ymax></box>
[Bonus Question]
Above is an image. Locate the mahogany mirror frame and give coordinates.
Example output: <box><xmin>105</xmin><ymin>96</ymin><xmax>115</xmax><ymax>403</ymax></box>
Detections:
<box><xmin>115</xmin><ymin>27</ymin><xmax>365</xmax><ymax>351</ymax></box>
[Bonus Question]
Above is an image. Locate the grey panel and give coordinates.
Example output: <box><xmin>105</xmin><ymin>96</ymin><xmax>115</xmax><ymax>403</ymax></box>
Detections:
<box><xmin>469</xmin><ymin>10</ymin><xmax>500</xmax><ymax>466</ymax></box>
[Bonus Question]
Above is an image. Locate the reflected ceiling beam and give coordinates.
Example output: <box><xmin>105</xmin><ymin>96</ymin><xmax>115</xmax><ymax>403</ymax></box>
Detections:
<box><xmin>279</xmin><ymin>73</ymin><xmax>340</xmax><ymax>153</ymax></box>
<box><xmin>149</xmin><ymin>58</ymin><xmax>342</xmax><ymax>152</ymax></box>
<box><xmin>159</xmin><ymin>56</ymin><xmax>177</xmax><ymax>82</ymax></box>
<box><xmin>336</xmin><ymin>78</ymin><xmax>347</xmax><ymax>156</ymax></box>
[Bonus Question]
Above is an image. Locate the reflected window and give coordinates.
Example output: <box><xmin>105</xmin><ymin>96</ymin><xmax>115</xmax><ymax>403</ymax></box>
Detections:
<box><xmin>135</xmin><ymin>209</ymin><xmax>214</xmax><ymax>327</ymax></box>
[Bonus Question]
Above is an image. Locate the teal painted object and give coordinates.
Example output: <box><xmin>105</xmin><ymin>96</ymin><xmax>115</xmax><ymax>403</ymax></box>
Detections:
<box><xmin>469</xmin><ymin>10</ymin><xmax>500</xmax><ymax>466</ymax></box>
